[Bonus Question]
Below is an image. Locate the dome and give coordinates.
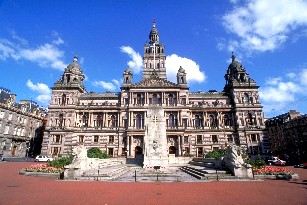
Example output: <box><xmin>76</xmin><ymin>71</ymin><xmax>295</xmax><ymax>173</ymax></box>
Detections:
<box><xmin>125</xmin><ymin>67</ymin><xmax>132</xmax><ymax>73</ymax></box>
<box><xmin>178</xmin><ymin>66</ymin><xmax>185</xmax><ymax>73</ymax></box>
<box><xmin>66</xmin><ymin>55</ymin><xmax>82</xmax><ymax>73</ymax></box>
<box><xmin>228</xmin><ymin>53</ymin><xmax>244</xmax><ymax>72</ymax></box>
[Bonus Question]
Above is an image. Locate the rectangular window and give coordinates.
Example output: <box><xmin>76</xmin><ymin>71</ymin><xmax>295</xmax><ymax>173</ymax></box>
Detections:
<box><xmin>251</xmin><ymin>134</ymin><xmax>257</xmax><ymax>142</ymax></box>
<box><xmin>79</xmin><ymin>135</ymin><xmax>84</xmax><ymax>143</ymax></box>
<box><xmin>94</xmin><ymin>135</ymin><xmax>99</xmax><ymax>143</ymax></box>
<box><xmin>109</xmin><ymin>136</ymin><xmax>114</xmax><ymax>144</ymax></box>
<box><xmin>196</xmin><ymin>135</ymin><xmax>202</xmax><ymax>144</ymax></box>
<box><xmin>212</xmin><ymin>135</ymin><xmax>218</xmax><ymax>143</ymax></box>
<box><xmin>227</xmin><ymin>135</ymin><xmax>233</xmax><ymax>142</ymax></box>
<box><xmin>182</xmin><ymin>119</ymin><xmax>187</xmax><ymax>128</ymax></box>
<box><xmin>184</xmin><ymin>136</ymin><xmax>189</xmax><ymax>144</ymax></box>
<box><xmin>55</xmin><ymin>135</ymin><xmax>61</xmax><ymax>143</ymax></box>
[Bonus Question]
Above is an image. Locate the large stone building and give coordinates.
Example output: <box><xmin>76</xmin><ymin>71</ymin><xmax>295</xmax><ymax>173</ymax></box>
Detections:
<box><xmin>0</xmin><ymin>87</ymin><xmax>47</xmax><ymax>157</ymax></box>
<box><xmin>42</xmin><ymin>21</ymin><xmax>268</xmax><ymax>161</ymax></box>
<box><xmin>265</xmin><ymin>110</ymin><xmax>307</xmax><ymax>163</ymax></box>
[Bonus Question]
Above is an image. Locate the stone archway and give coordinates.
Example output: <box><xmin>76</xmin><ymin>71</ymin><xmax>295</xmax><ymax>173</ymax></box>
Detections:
<box><xmin>169</xmin><ymin>146</ymin><xmax>176</xmax><ymax>155</ymax></box>
<box><xmin>135</xmin><ymin>146</ymin><xmax>143</xmax><ymax>156</ymax></box>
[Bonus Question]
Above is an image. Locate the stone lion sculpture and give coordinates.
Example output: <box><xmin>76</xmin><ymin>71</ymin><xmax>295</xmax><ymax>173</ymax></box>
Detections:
<box><xmin>226</xmin><ymin>144</ymin><xmax>245</xmax><ymax>168</ymax></box>
<box><xmin>72</xmin><ymin>144</ymin><xmax>87</xmax><ymax>158</ymax></box>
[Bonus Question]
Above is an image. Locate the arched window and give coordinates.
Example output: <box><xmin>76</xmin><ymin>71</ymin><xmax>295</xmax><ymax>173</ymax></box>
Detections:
<box><xmin>59</xmin><ymin>114</ymin><xmax>63</xmax><ymax>128</ymax></box>
<box><xmin>223</xmin><ymin>115</ymin><xmax>230</xmax><ymax>126</ymax></box>
<box><xmin>97</xmin><ymin>115</ymin><xmax>103</xmax><ymax>127</ymax></box>
<box><xmin>168</xmin><ymin>94</ymin><xmax>174</xmax><ymax>105</ymax></box>
<box><xmin>82</xmin><ymin>114</ymin><xmax>88</xmax><ymax>127</ymax></box>
<box><xmin>169</xmin><ymin>114</ymin><xmax>175</xmax><ymax>128</ymax></box>
<box><xmin>136</xmin><ymin>94</ymin><xmax>143</xmax><ymax>105</ymax></box>
<box><xmin>62</xmin><ymin>94</ymin><xmax>66</xmax><ymax>106</ymax></box>
<box><xmin>110</xmin><ymin>115</ymin><xmax>116</xmax><ymax>128</ymax></box>
<box><xmin>195</xmin><ymin>115</ymin><xmax>201</xmax><ymax>128</ymax></box>
<box><xmin>152</xmin><ymin>94</ymin><xmax>158</xmax><ymax>105</ymax></box>
<box><xmin>246</xmin><ymin>113</ymin><xmax>255</xmax><ymax>125</ymax></box>
<box><xmin>136</xmin><ymin>114</ymin><xmax>143</xmax><ymax>129</ymax></box>
<box><xmin>243</xmin><ymin>93</ymin><xmax>249</xmax><ymax>104</ymax></box>
<box><xmin>209</xmin><ymin>115</ymin><xmax>215</xmax><ymax>127</ymax></box>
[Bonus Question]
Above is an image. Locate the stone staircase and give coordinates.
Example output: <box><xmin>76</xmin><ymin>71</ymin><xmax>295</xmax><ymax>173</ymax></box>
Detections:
<box><xmin>81</xmin><ymin>164</ymin><xmax>130</xmax><ymax>181</ymax></box>
<box><xmin>180</xmin><ymin>165</ymin><xmax>237</xmax><ymax>180</ymax></box>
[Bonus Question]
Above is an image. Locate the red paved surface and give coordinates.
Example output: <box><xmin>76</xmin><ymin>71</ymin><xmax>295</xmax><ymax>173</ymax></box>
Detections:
<box><xmin>0</xmin><ymin>162</ymin><xmax>306</xmax><ymax>205</ymax></box>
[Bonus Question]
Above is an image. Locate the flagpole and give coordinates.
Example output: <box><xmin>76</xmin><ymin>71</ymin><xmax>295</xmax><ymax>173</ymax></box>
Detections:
<box><xmin>153</xmin><ymin>43</ymin><xmax>155</xmax><ymax>71</ymax></box>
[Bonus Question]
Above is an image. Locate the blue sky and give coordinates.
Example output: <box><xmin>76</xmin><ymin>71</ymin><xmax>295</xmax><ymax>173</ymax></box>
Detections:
<box><xmin>1</xmin><ymin>0</ymin><xmax>307</xmax><ymax>118</ymax></box>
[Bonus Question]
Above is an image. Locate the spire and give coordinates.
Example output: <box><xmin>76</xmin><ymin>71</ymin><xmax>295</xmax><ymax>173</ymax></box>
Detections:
<box><xmin>231</xmin><ymin>52</ymin><xmax>236</xmax><ymax>63</ymax></box>
<box><xmin>149</xmin><ymin>19</ymin><xmax>159</xmax><ymax>44</ymax></box>
<box><xmin>73</xmin><ymin>54</ymin><xmax>78</xmax><ymax>62</ymax></box>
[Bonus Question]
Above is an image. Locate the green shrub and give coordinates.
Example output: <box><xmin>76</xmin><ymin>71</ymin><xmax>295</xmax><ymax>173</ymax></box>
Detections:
<box><xmin>87</xmin><ymin>147</ymin><xmax>108</xmax><ymax>159</ymax></box>
<box><xmin>244</xmin><ymin>155</ymin><xmax>266</xmax><ymax>168</ymax></box>
<box><xmin>48</xmin><ymin>156</ymin><xmax>73</xmax><ymax>168</ymax></box>
<box><xmin>205</xmin><ymin>149</ymin><xmax>227</xmax><ymax>159</ymax></box>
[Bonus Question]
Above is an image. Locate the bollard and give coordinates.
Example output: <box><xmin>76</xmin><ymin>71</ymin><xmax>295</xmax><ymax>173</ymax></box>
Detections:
<box><xmin>134</xmin><ymin>170</ymin><xmax>137</xmax><ymax>182</ymax></box>
<box><xmin>157</xmin><ymin>173</ymin><xmax>159</xmax><ymax>181</ymax></box>
<box><xmin>216</xmin><ymin>169</ymin><xmax>219</xmax><ymax>181</ymax></box>
<box><xmin>97</xmin><ymin>170</ymin><xmax>99</xmax><ymax>181</ymax></box>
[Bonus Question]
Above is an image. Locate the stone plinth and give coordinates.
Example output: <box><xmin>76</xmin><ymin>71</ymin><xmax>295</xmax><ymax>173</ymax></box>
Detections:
<box><xmin>143</xmin><ymin>107</ymin><xmax>168</xmax><ymax>168</ymax></box>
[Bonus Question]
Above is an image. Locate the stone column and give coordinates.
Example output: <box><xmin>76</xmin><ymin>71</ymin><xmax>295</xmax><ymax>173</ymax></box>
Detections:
<box><xmin>128</xmin><ymin>135</ymin><xmax>131</xmax><ymax>157</ymax></box>
<box><xmin>178</xmin><ymin>135</ymin><xmax>182</xmax><ymax>156</ymax></box>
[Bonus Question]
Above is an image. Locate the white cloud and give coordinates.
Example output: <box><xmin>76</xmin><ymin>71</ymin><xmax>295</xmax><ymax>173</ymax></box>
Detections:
<box><xmin>286</xmin><ymin>72</ymin><xmax>297</xmax><ymax>79</ymax></box>
<box><xmin>11</xmin><ymin>30</ymin><xmax>28</xmax><ymax>45</ymax></box>
<box><xmin>112</xmin><ymin>79</ymin><xmax>120</xmax><ymax>88</ymax></box>
<box><xmin>259</xmin><ymin>69</ymin><xmax>307</xmax><ymax>116</ymax></box>
<box><xmin>93</xmin><ymin>80</ymin><xmax>117</xmax><ymax>91</ymax></box>
<box><xmin>52</xmin><ymin>37</ymin><xmax>64</xmax><ymax>45</ymax></box>
<box><xmin>120</xmin><ymin>47</ymin><xmax>206</xmax><ymax>84</ymax></box>
<box><xmin>300</xmin><ymin>69</ymin><xmax>307</xmax><ymax>85</ymax></box>
<box><xmin>222</xmin><ymin>0</ymin><xmax>307</xmax><ymax>53</ymax></box>
<box><xmin>26</xmin><ymin>79</ymin><xmax>51</xmax><ymax>105</ymax></box>
<box><xmin>120</xmin><ymin>46</ymin><xmax>143</xmax><ymax>74</ymax></box>
<box><xmin>166</xmin><ymin>54</ymin><xmax>206</xmax><ymax>83</ymax></box>
<box><xmin>19</xmin><ymin>43</ymin><xmax>66</xmax><ymax>70</ymax></box>
<box><xmin>0</xmin><ymin>32</ymin><xmax>67</xmax><ymax>70</ymax></box>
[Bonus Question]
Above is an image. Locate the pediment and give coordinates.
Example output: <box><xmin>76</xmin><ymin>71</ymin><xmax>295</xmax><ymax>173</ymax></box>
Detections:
<box><xmin>132</xmin><ymin>76</ymin><xmax>178</xmax><ymax>88</ymax></box>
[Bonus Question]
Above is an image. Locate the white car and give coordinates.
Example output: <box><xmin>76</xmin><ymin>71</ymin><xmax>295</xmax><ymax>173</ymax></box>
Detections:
<box><xmin>267</xmin><ymin>157</ymin><xmax>286</xmax><ymax>165</ymax></box>
<box><xmin>35</xmin><ymin>155</ymin><xmax>54</xmax><ymax>162</ymax></box>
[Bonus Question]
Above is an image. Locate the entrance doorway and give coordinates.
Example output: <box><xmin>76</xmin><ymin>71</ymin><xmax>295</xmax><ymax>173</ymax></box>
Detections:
<box><xmin>169</xmin><ymin>146</ymin><xmax>176</xmax><ymax>155</ymax></box>
<box><xmin>197</xmin><ymin>147</ymin><xmax>203</xmax><ymax>157</ymax></box>
<box><xmin>135</xmin><ymin>146</ymin><xmax>142</xmax><ymax>156</ymax></box>
<box><xmin>11</xmin><ymin>145</ymin><xmax>17</xmax><ymax>156</ymax></box>
<box><xmin>108</xmin><ymin>148</ymin><xmax>114</xmax><ymax>157</ymax></box>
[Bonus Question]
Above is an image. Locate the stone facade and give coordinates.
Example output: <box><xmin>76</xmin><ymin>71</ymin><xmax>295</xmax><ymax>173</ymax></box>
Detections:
<box><xmin>42</xmin><ymin>21</ymin><xmax>267</xmax><ymax>160</ymax></box>
<box><xmin>0</xmin><ymin>87</ymin><xmax>46</xmax><ymax>157</ymax></box>
<box><xmin>266</xmin><ymin>110</ymin><xmax>307</xmax><ymax>163</ymax></box>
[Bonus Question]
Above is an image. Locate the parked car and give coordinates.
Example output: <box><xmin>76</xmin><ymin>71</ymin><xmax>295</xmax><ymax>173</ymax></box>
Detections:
<box><xmin>35</xmin><ymin>155</ymin><xmax>53</xmax><ymax>162</ymax></box>
<box><xmin>266</xmin><ymin>157</ymin><xmax>286</xmax><ymax>165</ymax></box>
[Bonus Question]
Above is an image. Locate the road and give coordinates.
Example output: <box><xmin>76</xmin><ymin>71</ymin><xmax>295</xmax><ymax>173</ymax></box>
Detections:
<box><xmin>0</xmin><ymin>162</ymin><xmax>306</xmax><ymax>205</ymax></box>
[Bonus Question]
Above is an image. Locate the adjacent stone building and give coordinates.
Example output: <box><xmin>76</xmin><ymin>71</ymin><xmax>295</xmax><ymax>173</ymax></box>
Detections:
<box><xmin>0</xmin><ymin>87</ymin><xmax>47</xmax><ymax>157</ymax></box>
<box><xmin>42</xmin><ymin>21</ymin><xmax>268</xmax><ymax>161</ymax></box>
<box><xmin>265</xmin><ymin>110</ymin><xmax>307</xmax><ymax>163</ymax></box>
